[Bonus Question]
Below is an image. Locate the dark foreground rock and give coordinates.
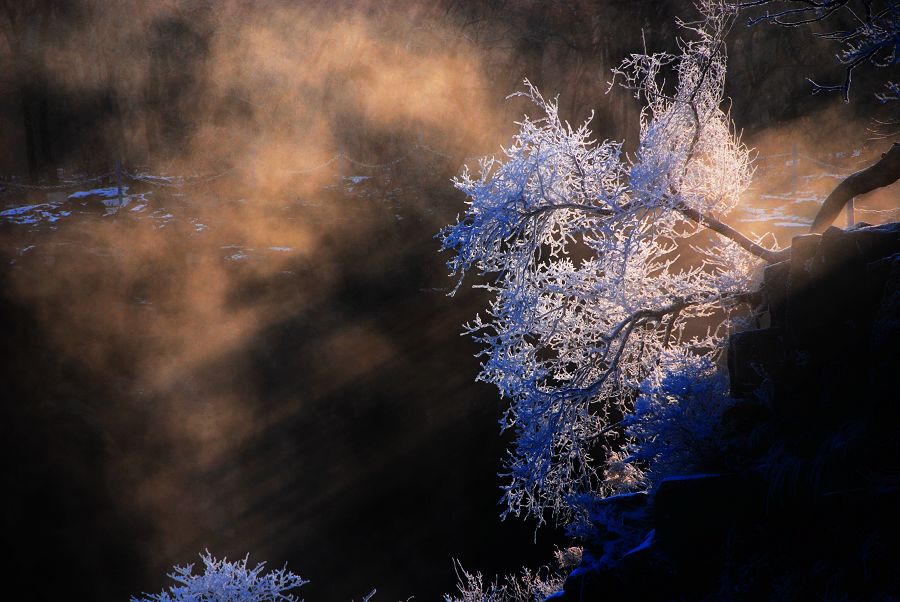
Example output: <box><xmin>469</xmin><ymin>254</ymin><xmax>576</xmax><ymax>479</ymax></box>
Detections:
<box><xmin>559</xmin><ymin>223</ymin><xmax>900</xmax><ymax>601</ymax></box>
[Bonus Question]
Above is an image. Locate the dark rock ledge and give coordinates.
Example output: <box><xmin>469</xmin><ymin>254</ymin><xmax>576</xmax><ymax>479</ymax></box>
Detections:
<box><xmin>558</xmin><ymin>223</ymin><xmax>900</xmax><ymax>601</ymax></box>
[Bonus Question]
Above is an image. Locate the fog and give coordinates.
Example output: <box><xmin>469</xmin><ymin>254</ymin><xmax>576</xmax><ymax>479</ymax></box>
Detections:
<box><xmin>0</xmin><ymin>1</ymin><xmax>894</xmax><ymax>599</ymax></box>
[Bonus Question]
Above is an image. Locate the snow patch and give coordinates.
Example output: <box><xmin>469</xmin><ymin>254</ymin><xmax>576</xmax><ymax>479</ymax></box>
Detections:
<box><xmin>68</xmin><ymin>187</ymin><xmax>126</xmax><ymax>199</ymax></box>
<box><xmin>0</xmin><ymin>203</ymin><xmax>69</xmax><ymax>225</ymax></box>
<box><xmin>773</xmin><ymin>221</ymin><xmax>810</xmax><ymax>228</ymax></box>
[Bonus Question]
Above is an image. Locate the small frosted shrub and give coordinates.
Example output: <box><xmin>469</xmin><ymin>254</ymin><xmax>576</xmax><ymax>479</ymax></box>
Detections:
<box><xmin>445</xmin><ymin>560</ymin><xmax>565</xmax><ymax>602</ymax></box>
<box><xmin>131</xmin><ymin>551</ymin><xmax>308</xmax><ymax>602</ymax></box>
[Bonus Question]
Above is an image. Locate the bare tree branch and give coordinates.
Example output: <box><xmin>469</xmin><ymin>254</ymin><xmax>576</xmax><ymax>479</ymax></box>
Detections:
<box><xmin>676</xmin><ymin>203</ymin><xmax>789</xmax><ymax>262</ymax></box>
<box><xmin>810</xmin><ymin>141</ymin><xmax>900</xmax><ymax>232</ymax></box>
<box><xmin>736</xmin><ymin>0</ymin><xmax>900</xmax><ymax>102</ymax></box>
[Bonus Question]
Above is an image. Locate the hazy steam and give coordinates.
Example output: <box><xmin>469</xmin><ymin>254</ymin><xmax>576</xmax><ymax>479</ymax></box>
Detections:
<box><xmin>0</xmin><ymin>2</ymin><xmax>894</xmax><ymax>598</ymax></box>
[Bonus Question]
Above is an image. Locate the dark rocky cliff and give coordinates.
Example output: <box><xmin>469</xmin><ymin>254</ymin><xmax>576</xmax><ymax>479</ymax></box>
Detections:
<box><xmin>559</xmin><ymin>223</ymin><xmax>900</xmax><ymax>601</ymax></box>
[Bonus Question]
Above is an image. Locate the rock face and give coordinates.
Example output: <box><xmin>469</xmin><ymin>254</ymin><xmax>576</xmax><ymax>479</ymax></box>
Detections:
<box><xmin>730</xmin><ymin>223</ymin><xmax>900</xmax><ymax>399</ymax></box>
<box><xmin>559</xmin><ymin>223</ymin><xmax>900</xmax><ymax>601</ymax></box>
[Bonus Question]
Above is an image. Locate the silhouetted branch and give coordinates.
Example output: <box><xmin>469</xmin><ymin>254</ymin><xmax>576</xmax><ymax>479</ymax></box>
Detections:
<box><xmin>810</xmin><ymin>142</ymin><xmax>900</xmax><ymax>233</ymax></box>
<box><xmin>736</xmin><ymin>0</ymin><xmax>900</xmax><ymax>102</ymax></box>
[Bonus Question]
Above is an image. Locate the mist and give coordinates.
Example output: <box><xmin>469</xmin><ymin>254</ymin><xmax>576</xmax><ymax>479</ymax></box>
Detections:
<box><xmin>0</xmin><ymin>1</ymin><xmax>894</xmax><ymax>599</ymax></box>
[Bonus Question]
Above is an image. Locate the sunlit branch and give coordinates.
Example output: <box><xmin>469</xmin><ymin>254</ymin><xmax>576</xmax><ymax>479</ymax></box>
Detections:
<box><xmin>554</xmin><ymin>289</ymin><xmax>752</xmax><ymax>402</ymax></box>
<box><xmin>518</xmin><ymin>199</ymin><xmax>785</xmax><ymax>263</ymax></box>
<box><xmin>676</xmin><ymin>203</ymin><xmax>788</xmax><ymax>262</ymax></box>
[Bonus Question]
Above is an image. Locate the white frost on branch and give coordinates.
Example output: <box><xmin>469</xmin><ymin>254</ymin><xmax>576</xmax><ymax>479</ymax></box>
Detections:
<box><xmin>439</xmin><ymin>1</ymin><xmax>765</xmax><ymax>526</ymax></box>
<box><xmin>444</xmin><ymin>560</ymin><xmax>564</xmax><ymax>602</ymax></box>
<box><xmin>739</xmin><ymin>0</ymin><xmax>900</xmax><ymax>103</ymax></box>
<box><xmin>130</xmin><ymin>551</ymin><xmax>308</xmax><ymax>602</ymax></box>
<box><xmin>620</xmin><ymin>350</ymin><xmax>735</xmax><ymax>489</ymax></box>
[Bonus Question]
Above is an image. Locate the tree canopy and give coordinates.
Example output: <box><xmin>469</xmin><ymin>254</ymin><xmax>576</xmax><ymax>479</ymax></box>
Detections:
<box><xmin>440</xmin><ymin>1</ymin><xmax>779</xmax><ymax>526</ymax></box>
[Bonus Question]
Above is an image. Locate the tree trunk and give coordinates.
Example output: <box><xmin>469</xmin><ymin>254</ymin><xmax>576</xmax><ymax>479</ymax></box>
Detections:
<box><xmin>809</xmin><ymin>143</ymin><xmax>900</xmax><ymax>234</ymax></box>
<box><xmin>21</xmin><ymin>89</ymin><xmax>39</xmax><ymax>182</ymax></box>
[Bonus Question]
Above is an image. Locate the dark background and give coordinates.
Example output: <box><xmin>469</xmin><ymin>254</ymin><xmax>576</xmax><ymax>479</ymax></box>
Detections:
<box><xmin>0</xmin><ymin>1</ymin><xmax>890</xmax><ymax>599</ymax></box>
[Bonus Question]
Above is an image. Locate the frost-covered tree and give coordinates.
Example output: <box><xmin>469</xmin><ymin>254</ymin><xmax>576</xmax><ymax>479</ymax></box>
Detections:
<box><xmin>439</xmin><ymin>1</ymin><xmax>784</xmax><ymax>526</ymax></box>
